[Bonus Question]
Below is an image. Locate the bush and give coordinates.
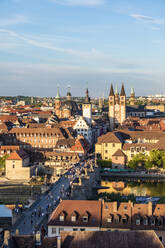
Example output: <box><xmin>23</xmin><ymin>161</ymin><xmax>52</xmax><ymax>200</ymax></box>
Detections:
<box><xmin>97</xmin><ymin>159</ymin><xmax>112</xmax><ymax>168</ymax></box>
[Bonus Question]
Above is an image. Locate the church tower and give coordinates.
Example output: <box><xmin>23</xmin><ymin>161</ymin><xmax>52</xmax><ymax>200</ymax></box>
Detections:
<box><xmin>54</xmin><ymin>87</ymin><xmax>62</xmax><ymax>118</ymax></box>
<box><xmin>109</xmin><ymin>83</ymin><xmax>126</xmax><ymax>130</ymax></box>
<box><xmin>108</xmin><ymin>84</ymin><xmax>115</xmax><ymax>130</ymax></box>
<box><xmin>130</xmin><ymin>87</ymin><xmax>135</xmax><ymax>105</ymax></box>
<box><xmin>83</xmin><ymin>88</ymin><xmax>92</xmax><ymax>125</ymax></box>
<box><xmin>120</xmin><ymin>84</ymin><xmax>126</xmax><ymax>125</ymax></box>
<box><xmin>66</xmin><ymin>86</ymin><xmax>72</xmax><ymax>101</ymax></box>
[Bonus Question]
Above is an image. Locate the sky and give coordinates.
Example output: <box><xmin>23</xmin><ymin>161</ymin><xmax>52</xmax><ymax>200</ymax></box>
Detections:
<box><xmin>0</xmin><ymin>0</ymin><xmax>165</xmax><ymax>97</ymax></box>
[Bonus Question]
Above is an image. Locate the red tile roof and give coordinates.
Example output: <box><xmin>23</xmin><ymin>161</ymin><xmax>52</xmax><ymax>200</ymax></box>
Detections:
<box><xmin>48</xmin><ymin>200</ymin><xmax>102</xmax><ymax>227</ymax></box>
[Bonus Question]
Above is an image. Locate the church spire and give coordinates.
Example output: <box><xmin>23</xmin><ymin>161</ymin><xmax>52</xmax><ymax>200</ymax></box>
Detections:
<box><xmin>120</xmin><ymin>83</ymin><xmax>126</xmax><ymax>96</ymax></box>
<box><xmin>85</xmin><ymin>88</ymin><xmax>90</xmax><ymax>103</ymax></box>
<box><xmin>109</xmin><ymin>84</ymin><xmax>114</xmax><ymax>96</ymax></box>
<box><xmin>131</xmin><ymin>87</ymin><xmax>135</xmax><ymax>95</ymax></box>
<box><xmin>115</xmin><ymin>85</ymin><xmax>119</xmax><ymax>95</ymax></box>
<box><xmin>56</xmin><ymin>86</ymin><xmax>60</xmax><ymax>99</ymax></box>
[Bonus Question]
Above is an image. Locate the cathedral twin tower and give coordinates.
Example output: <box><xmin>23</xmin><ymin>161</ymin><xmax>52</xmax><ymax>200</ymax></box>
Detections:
<box><xmin>108</xmin><ymin>84</ymin><xmax>127</xmax><ymax>130</ymax></box>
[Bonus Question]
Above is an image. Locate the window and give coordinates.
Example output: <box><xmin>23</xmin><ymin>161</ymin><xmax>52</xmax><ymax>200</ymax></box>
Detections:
<box><xmin>52</xmin><ymin>228</ymin><xmax>56</xmax><ymax>234</ymax></box>
<box><xmin>59</xmin><ymin>215</ymin><xmax>64</xmax><ymax>221</ymax></box>
<box><xmin>115</xmin><ymin>157</ymin><xmax>118</xmax><ymax>160</ymax></box>
<box><xmin>105</xmin><ymin>143</ymin><xmax>108</xmax><ymax>147</ymax></box>
<box><xmin>59</xmin><ymin>228</ymin><xmax>64</xmax><ymax>232</ymax></box>
<box><xmin>105</xmin><ymin>205</ymin><xmax>109</xmax><ymax>210</ymax></box>
<box><xmin>124</xmin><ymin>206</ymin><xmax>127</xmax><ymax>210</ymax></box>
<box><xmin>151</xmin><ymin>219</ymin><xmax>155</xmax><ymax>225</ymax></box>
<box><xmin>131</xmin><ymin>154</ymin><xmax>134</xmax><ymax>158</ymax></box>
<box><xmin>13</xmin><ymin>164</ymin><xmax>15</xmax><ymax>169</ymax></box>
<box><xmin>136</xmin><ymin>147</ymin><xmax>140</xmax><ymax>152</ymax></box>
<box><xmin>83</xmin><ymin>216</ymin><xmax>88</xmax><ymax>222</ymax></box>
<box><xmin>105</xmin><ymin>150</ymin><xmax>108</xmax><ymax>153</ymax></box>
<box><xmin>143</xmin><ymin>218</ymin><xmax>148</xmax><ymax>225</ymax></box>
<box><xmin>80</xmin><ymin>228</ymin><xmax>85</xmax><ymax>231</ymax></box>
<box><xmin>112</xmin><ymin>143</ymin><xmax>115</xmax><ymax>147</ymax></box>
<box><xmin>73</xmin><ymin>228</ymin><xmax>78</xmax><ymax>231</ymax></box>
<box><xmin>158</xmin><ymin>219</ymin><xmax>163</xmax><ymax>226</ymax></box>
<box><xmin>159</xmin><ymin>236</ymin><xmax>163</xmax><ymax>242</ymax></box>
<box><xmin>122</xmin><ymin>218</ymin><xmax>127</xmax><ymax>224</ymax></box>
<box><xmin>136</xmin><ymin>219</ymin><xmax>140</xmax><ymax>225</ymax></box>
<box><xmin>141</xmin><ymin>147</ymin><xmax>145</xmax><ymax>153</ymax></box>
<box><xmin>71</xmin><ymin>216</ymin><xmax>76</xmax><ymax>222</ymax></box>
<box><xmin>105</xmin><ymin>157</ymin><xmax>108</xmax><ymax>160</ymax></box>
<box><xmin>130</xmin><ymin>147</ymin><xmax>134</xmax><ymax>152</ymax></box>
<box><xmin>107</xmin><ymin>218</ymin><xmax>112</xmax><ymax>223</ymax></box>
<box><xmin>114</xmin><ymin>217</ymin><xmax>119</xmax><ymax>224</ymax></box>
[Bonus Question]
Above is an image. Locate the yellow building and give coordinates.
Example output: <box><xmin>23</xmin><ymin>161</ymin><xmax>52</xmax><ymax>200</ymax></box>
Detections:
<box><xmin>95</xmin><ymin>130</ymin><xmax>165</xmax><ymax>163</ymax></box>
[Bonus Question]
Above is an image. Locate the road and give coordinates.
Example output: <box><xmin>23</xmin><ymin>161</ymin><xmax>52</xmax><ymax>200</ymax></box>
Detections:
<box><xmin>11</xmin><ymin>159</ymin><xmax>92</xmax><ymax>235</ymax></box>
<box><xmin>12</xmin><ymin>171</ymin><xmax>74</xmax><ymax>234</ymax></box>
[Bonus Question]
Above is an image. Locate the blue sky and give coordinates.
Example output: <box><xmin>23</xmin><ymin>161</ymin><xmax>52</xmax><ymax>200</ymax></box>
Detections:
<box><xmin>0</xmin><ymin>0</ymin><xmax>165</xmax><ymax>97</ymax></box>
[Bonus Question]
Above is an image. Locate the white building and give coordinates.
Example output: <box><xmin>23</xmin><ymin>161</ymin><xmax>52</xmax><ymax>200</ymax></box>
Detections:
<box><xmin>73</xmin><ymin>116</ymin><xmax>92</xmax><ymax>145</ymax></box>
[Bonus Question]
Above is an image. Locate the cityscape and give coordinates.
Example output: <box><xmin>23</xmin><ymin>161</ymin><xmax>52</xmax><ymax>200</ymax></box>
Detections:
<box><xmin>0</xmin><ymin>0</ymin><xmax>165</xmax><ymax>248</ymax></box>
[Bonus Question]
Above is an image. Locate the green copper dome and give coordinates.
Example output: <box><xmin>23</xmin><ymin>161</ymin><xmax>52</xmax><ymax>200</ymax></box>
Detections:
<box><xmin>56</xmin><ymin>87</ymin><xmax>60</xmax><ymax>99</ymax></box>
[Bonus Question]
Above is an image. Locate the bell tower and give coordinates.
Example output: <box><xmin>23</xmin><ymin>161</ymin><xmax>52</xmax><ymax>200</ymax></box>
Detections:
<box><xmin>130</xmin><ymin>87</ymin><xmax>135</xmax><ymax>105</ymax></box>
<box><xmin>82</xmin><ymin>88</ymin><xmax>92</xmax><ymax>125</ymax></box>
<box><xmin>120</xmin><ymin>83</ymin><xmax>126</xmax><ymax>124</ymax></box>
<box><xmin>54</xmin><ymin>87</ymin><xmax>62</xmax><ymax>118</ymax></box>
<box><xmin>108</xmin><ymin>84</ymin><xmax>115</xmax><ymax>130</ymax></box>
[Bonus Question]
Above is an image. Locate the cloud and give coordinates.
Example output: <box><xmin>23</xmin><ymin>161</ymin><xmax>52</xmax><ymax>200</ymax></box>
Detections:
<box><xmin>0</xmin><ymin>28</ymin><xmax>121</xmax><ymax>64</ymax></box>
<box><xmin>130</xmin><ymin>14</ymin><xmax>165</xmax><ymax>25</ymax></box>
<box><xmin>0</xmin><ymin>15</ymin><xmax>29</xmax><ymax>26</ymax></box>
<box><xmin>50</xmin><ymin>0</ymin><xmax>105</xmax><ymax>6</ymax></box>
<box><xmin>0</xmin><ymin>62</ymin><xmax>157</xmax><ymax>97</ymax></box>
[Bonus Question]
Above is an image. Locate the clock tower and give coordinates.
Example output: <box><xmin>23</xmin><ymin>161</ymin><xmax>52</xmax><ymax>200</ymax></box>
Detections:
<box><xmin>82</xmin><ymin>88</ymin><xmax>92</xmax><ymax>125</ymax></box>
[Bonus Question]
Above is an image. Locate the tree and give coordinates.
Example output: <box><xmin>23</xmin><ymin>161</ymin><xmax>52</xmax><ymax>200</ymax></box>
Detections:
<box><xmin>127</xmin><ymin>153</ymin><xmax>147</xmax><ymax>169</ymax></box>
<box><xmin>0</xmin><ymin>154</ymin><xmax>9</xmax><ymax>171</ymax></box>
<box><xmin>97</xmin><ymin>159</ymin><xmax>112</xmax><ymax>168</ymax></box>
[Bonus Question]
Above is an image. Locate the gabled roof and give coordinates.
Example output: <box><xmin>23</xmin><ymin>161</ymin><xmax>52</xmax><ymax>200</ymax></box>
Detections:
<box><xmin>6</xmin><ymin>150</ymin><xmax>29</xmax><ymax>161</ymax></box>
<box><xmin>112</xmin><ymin>149</ymin><xmax>126</xmax><ymax>157</ymax></box>
<box><xmin>61</xmin><ymin>230</ymin><xmax>163</xmax><ymax>248</ymax></box>
<box><xmin>97</xmin><ymin>132</ymin><xmax>122</xmax><ymax>144</ymax></box>
<box><xmin>48</xmin><ymin>200</ymin><xmax>101</xmax><ymax>227</ymax></box>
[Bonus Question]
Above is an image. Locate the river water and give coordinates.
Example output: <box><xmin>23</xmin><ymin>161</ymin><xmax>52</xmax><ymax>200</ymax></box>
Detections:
<box><xmin>98</xmin><ymin>180</ymin><xmax>165</xmax><ymax>197</ymax></box>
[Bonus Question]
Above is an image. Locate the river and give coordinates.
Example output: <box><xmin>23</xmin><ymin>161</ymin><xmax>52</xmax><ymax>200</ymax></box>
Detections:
<box><xmin>98</xmin><ymin>180</ymin><xmax>165</xmax><ymax>197</ymax></box>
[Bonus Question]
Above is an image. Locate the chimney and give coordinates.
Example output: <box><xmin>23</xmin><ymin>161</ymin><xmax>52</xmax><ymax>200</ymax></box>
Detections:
<box><xmin>148</xmin><ymin>201</ymin><xmax>152</xmax><ymax>216</ymax></box>
<box><xmin>113</xmin><ymin>202</ymin><xmax>117</xmax><ymax>213</ymax></box>
<box><xmin>57</xmin><ymin>236</ymin><xmax>61</xmax><ymax>248</ymax></box>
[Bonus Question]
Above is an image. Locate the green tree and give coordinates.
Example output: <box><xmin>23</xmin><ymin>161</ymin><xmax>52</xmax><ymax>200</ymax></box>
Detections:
<box><xmin>0</xmin><ymin>154</ymin><xmax>9</xmax><ymax>171</ymax></box>
<box><xmin>127</xmin><ymin>153</ymin><xmax>147</xmax><ymax>169</ymax></box>
<box><xmin>97</xmin><ymin>159</ymin><xmax>112</xmax><ymax>168</ymax></box>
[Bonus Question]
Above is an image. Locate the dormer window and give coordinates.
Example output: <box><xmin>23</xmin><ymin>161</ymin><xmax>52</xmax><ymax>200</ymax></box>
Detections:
<box><xmin>143</xmin><ymin>217</ymin><xmax>148</xmax><ymax>225</ymax></box>
<box><xmin>59</xmin><ymin>211</ymin><xmax>67</xmax><ymax>221</ymax></box>
<box><xmin>59</xmin><ymin>215</ymin><xmax>64</xmax><ymax>221</ymax></box>
<box><xmin>71</xmin><ymin>216</ymin><xmax>76</xmax><ymax>222</ymax></box>
<box><xmin>114</xmin><ymin>215</ymin><xmax>120</xmax><ymax>224</ymax></box>
<box><xmin>157</xmin><ymin>217</ymin><xmax>163</xmax><ymax>226</ymax></box>
<box><xmin>151</xmin><ymin>217</ymin><xmax>155</xmax><ymax>226</ymax></box>
<box><xmin>107</xmin><ymin>217</ymin><xmax>112</xmax><ymax>223</ymax></box>
<box><xmin>83</xmin><ymin>216</ymin><xmax>88</xmax><ymax>222</ymax></box>
<box><xmin>136</xmin><ymin>216</ymin><xmax>141</xmax><ymax>225</ymax></box>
